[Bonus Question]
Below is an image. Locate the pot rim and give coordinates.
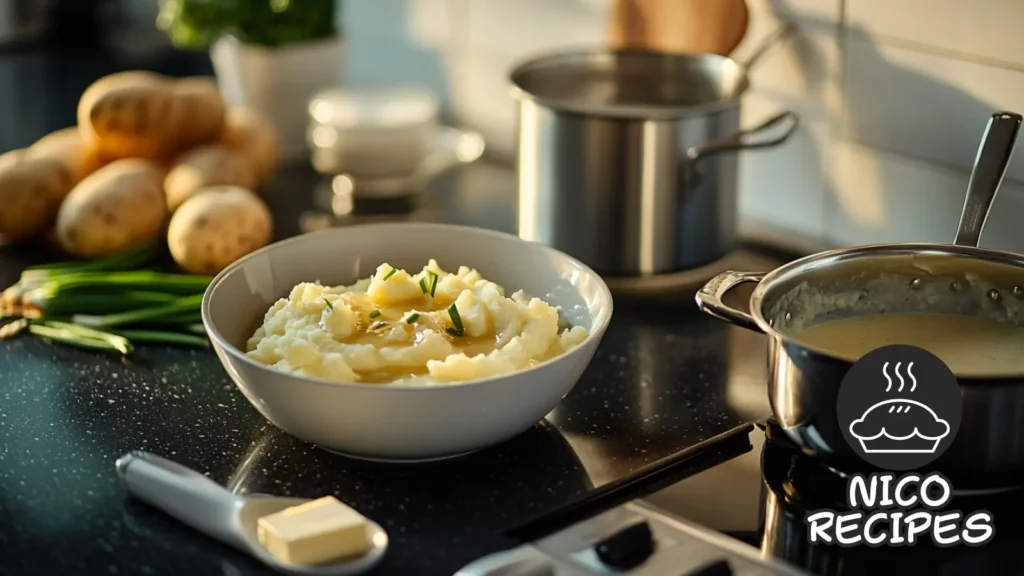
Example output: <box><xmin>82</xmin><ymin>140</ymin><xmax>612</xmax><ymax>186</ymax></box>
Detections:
<box><xmin>748</xmin><ymin>242</ymin><xmax>1024</xmax><ymax>380</ymax></box>
<box><xmin>508</xmin><ymin>47</ymin><xmax>749</xmax><ymax>120</ymax></box>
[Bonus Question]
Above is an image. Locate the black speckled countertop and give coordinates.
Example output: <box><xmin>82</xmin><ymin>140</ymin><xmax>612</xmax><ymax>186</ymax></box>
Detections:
<box><xmin>0</xmin><ymin>46</ymin><xmax>789</xmax><ymax>576</ymax></box>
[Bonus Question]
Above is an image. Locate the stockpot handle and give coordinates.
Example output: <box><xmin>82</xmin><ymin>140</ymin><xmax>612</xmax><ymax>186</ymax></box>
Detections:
<box><xmin>687</xmin><ymin>111</ymin><xmax>799</xmax><ymax>162</ymax></box>
<box><xmin>695</xmin><ymin>271</ymin><xmax>767</xmax><ymax>333</ymax></box>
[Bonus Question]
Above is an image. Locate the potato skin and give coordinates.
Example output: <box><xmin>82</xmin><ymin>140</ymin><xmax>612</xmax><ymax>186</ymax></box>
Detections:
<box><xmin>55</xmin><ymin>159</ymin><xmax>167</xmax><ymax>258</ymax></box>
<box><xmin>219</xmin><ymin>108</ymin><xmax>278</xmax><ymax>183</ymax></box>
<box><xmin>0</xmin><ymin>148</ymin><xmax>25</xmax><ymax>171</ymax></box>
<box><xmin>77</xmin><ymin>71</ymin><xmax>180</xmax><ymax>160</ymax></box>
<box><xmin>164</xmin><ymin>145</ymin><xmax>257</xmax><ymax>212</ymax></box>
<box><xmin>167</xmin><ymin>186</ymin><xmax>273</xmax><ymax>275</ymax></box>
<box><xmin>0</xmin><ymin>155</ymin><xmax>74</xmax><ymax>242</ymax></box>
<box><xmin>28</xmin><ymin>126</ymin><xmax>104</xmax><ymax>184</ymax></box>
<box><xmin>77</xmin><ymin>71</ymin><xmax>226</xmax><ymax>161</ymax></box>
<box><xmin>173</xmin><ymin>77</ymin><xmax>227</xmax><ymax>150</ymax></box>
<box><xmin>0</xmin><ymin>127</ymin><xmax>103</xmax><ymax>243</ymax></box>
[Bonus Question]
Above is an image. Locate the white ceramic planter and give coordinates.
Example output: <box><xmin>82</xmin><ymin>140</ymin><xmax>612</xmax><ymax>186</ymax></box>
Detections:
<box><xmin>210</xmin><ymin>35</ymin><xmax>346</xmax><ymax>163</ymax></box>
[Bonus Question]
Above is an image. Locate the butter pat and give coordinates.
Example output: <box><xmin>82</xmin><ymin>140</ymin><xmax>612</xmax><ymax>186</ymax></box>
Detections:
<box><xmin>257</xmin><ymin>496</ymin><xmax>371</xmax><ymax>565</ymax></box>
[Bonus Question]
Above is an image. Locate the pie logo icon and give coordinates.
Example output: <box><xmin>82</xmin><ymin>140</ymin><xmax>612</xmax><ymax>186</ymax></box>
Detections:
<box><xmin>850</xmin><ymin>398</ymin><xmax>950</xmax><ymax>454</ymax></box>
<box><xmin>837</xmin><ymin>346</ymin><xmax>962</xmax><ymax>470</ymax></box>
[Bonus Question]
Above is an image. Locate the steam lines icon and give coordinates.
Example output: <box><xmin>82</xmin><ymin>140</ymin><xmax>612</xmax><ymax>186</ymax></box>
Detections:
<box><xmin>849</xmin><ymin>361</ymin><xmax>950</xmax><ymax>454</ymax></box>
<box><xmin>882</xmin><ymin>361</ymin><xmax>916</xmax><ymax>392</ymax></box>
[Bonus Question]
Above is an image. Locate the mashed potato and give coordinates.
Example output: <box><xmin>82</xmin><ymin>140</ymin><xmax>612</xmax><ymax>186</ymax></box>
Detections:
<box><xmin>246</xmin><ymin>260</ymin><xmax>589</xmax><ymax>385</ymax></box>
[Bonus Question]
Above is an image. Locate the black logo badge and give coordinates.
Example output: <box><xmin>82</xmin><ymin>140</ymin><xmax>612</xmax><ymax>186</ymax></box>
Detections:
<box><xmin>836</xmin><ymin>344</ymin><xmax>962</xmax><ymax>471</ymax></box>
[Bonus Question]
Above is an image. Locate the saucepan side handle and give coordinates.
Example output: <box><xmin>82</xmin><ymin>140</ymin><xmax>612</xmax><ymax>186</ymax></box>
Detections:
<box><xmin>687</xmin><ymin>111</ymin><xmax>799</xmax><ymax>162</ymax></box>
<box><xmin>695</xmin><ymin>271</ymin><xmax>766</xmax><ymax>333</ymax></box>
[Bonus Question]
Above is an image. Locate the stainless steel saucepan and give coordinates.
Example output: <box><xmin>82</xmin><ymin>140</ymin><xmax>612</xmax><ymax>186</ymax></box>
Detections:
<box><xmin>696</xmin><ymin>111</ymin><xmax>1024</xmax><ymax>490</ymax></box>
<box><xmin>511</xmin><ymin>27</ymin><xmax>799</xmax><ymax>277</ymax></box>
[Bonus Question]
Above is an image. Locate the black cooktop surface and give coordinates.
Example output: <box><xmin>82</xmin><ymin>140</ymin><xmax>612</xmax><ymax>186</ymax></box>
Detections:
<box><xmin>651</xmin><ymin>419</ymin><xmax>1024</xmax><ymax>575</ymax></box>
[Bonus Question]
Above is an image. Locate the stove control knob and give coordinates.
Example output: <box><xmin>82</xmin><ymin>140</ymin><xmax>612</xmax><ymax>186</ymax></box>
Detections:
<box><xmin>593</xmin><ymin>519</ymin><xmax>655</xmax><ymax>570</ymax></box>
<box><xmin>686</xmin><ymin>559</ymin><xmax>733</xmax><ymax>576</ymax></box>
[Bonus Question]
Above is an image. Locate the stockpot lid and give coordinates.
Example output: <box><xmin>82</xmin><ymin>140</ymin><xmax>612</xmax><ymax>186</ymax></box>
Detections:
<box><xmin>509</xmin><ymin>49</ymin><xmax>750</xmax><ymax>120</ymax></box>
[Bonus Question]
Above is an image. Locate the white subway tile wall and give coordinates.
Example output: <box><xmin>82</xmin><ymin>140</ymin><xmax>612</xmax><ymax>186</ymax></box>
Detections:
<box><xmin>342</xmin><ymin>0</ymin><xmax>1024</xmax><ymax>251</ymax></box>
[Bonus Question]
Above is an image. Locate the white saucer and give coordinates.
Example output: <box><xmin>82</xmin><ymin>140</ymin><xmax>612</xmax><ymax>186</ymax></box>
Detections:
<box><xmin>602</xmin><ymin>250</ymin><xmax>780</xmax><ymax>297</ymax></box>
<box><xmin>311</xmin><ymin>126</ymin><xmax>486</xmax><ymax>199</ymax></box>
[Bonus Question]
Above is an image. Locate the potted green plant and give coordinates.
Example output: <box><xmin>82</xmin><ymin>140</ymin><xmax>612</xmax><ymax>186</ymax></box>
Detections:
<box><xmin>157</xmin><ymin>0</ymin><xmax>344</xmax><ymax>162</ymax></box>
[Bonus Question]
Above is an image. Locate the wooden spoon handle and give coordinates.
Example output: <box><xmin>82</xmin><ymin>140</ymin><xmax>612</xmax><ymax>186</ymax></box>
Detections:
<box><xmin>608</xmin><ymin>0</ymin><xmax>750</xmax><ymax>56</ymax></box>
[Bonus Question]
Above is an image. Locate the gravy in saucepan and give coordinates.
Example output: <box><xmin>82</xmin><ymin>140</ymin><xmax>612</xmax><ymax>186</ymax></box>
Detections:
<box><xmin>793</xmin><ymin>313</ymin><xmax>1024</xmax><ymax>377</ymax></box>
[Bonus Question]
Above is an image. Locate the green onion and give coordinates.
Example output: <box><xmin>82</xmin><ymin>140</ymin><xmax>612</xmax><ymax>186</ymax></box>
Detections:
<box><xmin>24</xmin><ymin>290</ymin><xmax>181</xmax><ymax>316</ymax></box>
<box><xmin>0</xmin><ymin>318</ymin><xmax>29</xmax><ymax>340</ymax></box>
<box><xmin>406</xmin><ymin>313</ymin><xmax>420</xmax><ymax>324</ymax></box>
<box><xmin>382</xmin><ymin>268</ymin><xmax>397</xmax><ymax>281</ymax></box>
<box><xmin>73</xmin><ymin>294</ymin><xmax>204</xmax><ymax>328</ymax></box>
<box><xmin>323</xmin><ymin>298</ymin><xmax>333</xmax><ymax>311</ymax></box>
<box><xmin>22</xmin><ymin>241</ymin><xmax>160</xmax><ymax>278</ymax></box>
<box><xmin>30</xmin><ymin>321</ymin><xmax>133</xmax><ymax>354</ymax></box>
<box><xmin>369</xmin><ymin>310</ymin><xmax>381</xmax><ymax>319</ymax></box>
<box><xmin>145</xmin><ymin>313</ymin><xmax>204</xmax><ymax>326</ymax></box>
<box><xmin>116</xmin><ymin>329</ymin><xmax>208</xmax><ymax>348</ymax></box>
<box><xmin>427</xmin><ymin>271</ymin><xmax>438</xmax><ymax>297</ymax></box>
<box><xmin>183</xmin><ymin>323</ymin><xmax>207</xmax><ymax>336</ymax></box>
<box><xmin>29</xmin><ymin>324</ymin><xmax>123</xmax><ymax>353</ymax></box>
<box><xmin>446</xmin><ymin>303</ymin><xmax>464</xmax><ymax>337</ymax></box>
<box><xmin>34</xmin><ymin>271</ymin><xmax>212</xmax><ymax>295</ymax></box>
<box><xmin>418</xmin><ymin>278</ymin><xmax>428</xmax><ymax>294</ymax></box>
<box><xmin>41</xmin><ymin>320</ymin><xmax>134</xmax><ymax>354</ymax></box>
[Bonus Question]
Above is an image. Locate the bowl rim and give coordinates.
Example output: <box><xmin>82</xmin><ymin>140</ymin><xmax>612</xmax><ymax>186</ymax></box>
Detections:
<box><xmin>201</xmin><ymin>222</ymin><xmax>615</xmax><ymax>392</ymax></box>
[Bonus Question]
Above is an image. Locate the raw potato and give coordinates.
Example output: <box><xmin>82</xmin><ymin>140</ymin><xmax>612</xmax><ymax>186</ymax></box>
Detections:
<box><xmin>28</xmin><ymin>126</ymin><xmax>104</xmax><ymax>183</ymax></box>
<box><xmin>56</xmin><ymin>159</ymin><xmax>166</xmax><ymax>258</ymax></box>
<box><xmin>0</xmin><ymin>154</ymin><xmax>76</xmax><ymax>242</ymax></box>
<box><xmin>172</xmin><ymin>77</ymin><xmax>227</xmax><ymax>150</ymax></box>
<box><xmin>164</xmin><ymin>145</ymin><xmax>257</xmax><ymax>212</ymax></box>
<box><xmin>168</xmin><ymin>186</ymin><xmax>273</xmax><ymax>274</ymax></box>
<box><xmin>0</xmin><ymin>148</ymin><xmax>24</xmax><ymax>170</ymax></box>
<box><xmin>77</xmin><ymin>71</ymin><xmax>226</xmax><ymax>161</ymax></box>
<box><xmin>219</xmin><ymin>108</ymin><xmax>278</xmax><ymax>182</ymax></box>
<box><xmin>77</xmin><ymin>71</ymin><xmax>180</xmax><ymax>160</ymax></box>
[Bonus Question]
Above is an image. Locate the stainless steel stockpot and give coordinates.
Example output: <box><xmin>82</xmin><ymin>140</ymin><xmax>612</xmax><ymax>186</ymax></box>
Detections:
<box><xmin>510</xmin><ymin>47</ymin><xmax>797</xmax><ymax>277</ymax></box>
<box><xmin>696</xmin><ymin>112</ymin><xmax>1024</xmax><ymax>490</ymax></box>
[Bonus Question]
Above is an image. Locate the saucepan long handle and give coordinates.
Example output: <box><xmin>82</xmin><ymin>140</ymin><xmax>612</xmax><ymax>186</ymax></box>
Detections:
<box><xmin>954</xmin><ymin>111</ymin><xmax>1022</xmax><ymax>247</ymax></box>
<box><xmin>116</xmin><ymin>451</ymin><xmax>247</xmax><ymax>550</ymax></box>
<box><xmin>695</xmin><ymin>271</ymin><xmax>767</xmax><ymax>333</ymax></box>
<box><xmin>687</xmin><ymin>111</ymin><xmax>799</xmax><ymax>162</ymax></box>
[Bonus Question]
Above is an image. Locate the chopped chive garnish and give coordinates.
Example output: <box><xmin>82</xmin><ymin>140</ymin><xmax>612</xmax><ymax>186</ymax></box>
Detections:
<box><xmin>382</xmin><ymin>268</ymin><xmax>397</xmax><ymax>281</ymax></box>
<box><xmin>369</xmin><ymin>310</ymin><xmax>381</xmax><ymax>319</ymax></box>
<box><xmin>427</xmin><ymin>271</ymin><xmax>438</xmax><ymax>297</ymax></box>
<box><xmin>323</xmin><ymin>298</ymin><xmax>333</xmax><ymax>311</ymax></box>
<box><xmin>406</xmin><ymin>313</ymin><xmax>420</xmax><ymax>324</ymax></box>
<box><xmin>447</xmin><ymin>303</ymin><xmax>464</xmax><ymax>336</ymax></box>
<box><xmin>418</xmin><ymin>278</ymin><xmax>428</xmax><ymax>294</ymax></box>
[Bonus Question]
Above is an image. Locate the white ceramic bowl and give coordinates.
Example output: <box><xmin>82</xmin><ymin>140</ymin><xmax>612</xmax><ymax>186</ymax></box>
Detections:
<box><xmin>202</xmin><ymin>223</ymin><xmax>613</xmax><ymax>461</ymax></box>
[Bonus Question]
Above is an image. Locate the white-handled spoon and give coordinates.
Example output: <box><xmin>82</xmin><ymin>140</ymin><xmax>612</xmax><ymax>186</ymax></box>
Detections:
<box><xmin>115</xmin><ymin>451</ymin><xmax>388</xmax><ymax>575</ymax></box>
